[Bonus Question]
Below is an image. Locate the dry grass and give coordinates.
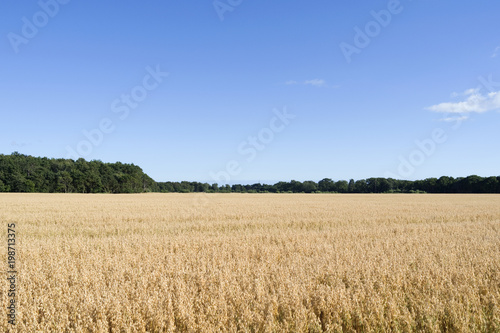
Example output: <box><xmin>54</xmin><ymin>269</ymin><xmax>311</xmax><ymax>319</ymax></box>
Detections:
<box><xmin>1</xmin><ymin>193</ymin><xmax>499</xmax><ymax>332</ymax></box>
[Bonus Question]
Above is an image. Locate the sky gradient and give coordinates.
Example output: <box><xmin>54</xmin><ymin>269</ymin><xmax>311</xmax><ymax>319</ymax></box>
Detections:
<box><xmin>1</xmin><ymin>0</ymin><xmax>499</xmax><ymax>183</ymax></box>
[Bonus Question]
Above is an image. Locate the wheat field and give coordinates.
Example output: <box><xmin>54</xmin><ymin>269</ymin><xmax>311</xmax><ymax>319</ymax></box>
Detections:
<box><xmin>0</xmin><ymin>193</ymin><xmax>499</xmax><ymax>332</ymax></box>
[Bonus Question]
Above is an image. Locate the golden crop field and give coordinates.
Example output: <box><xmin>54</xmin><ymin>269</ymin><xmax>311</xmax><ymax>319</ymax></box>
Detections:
<box><xmin>1</xmin><ymin>193</ymin><xmax>499</xmax><ymax>332</ymax></box>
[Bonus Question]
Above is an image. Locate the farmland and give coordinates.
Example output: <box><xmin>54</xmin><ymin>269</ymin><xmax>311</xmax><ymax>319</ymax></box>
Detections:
<box><xmin>1</xmin><ymin>193</ymin><xmax>499</xmax><ymax>332</ymax></box>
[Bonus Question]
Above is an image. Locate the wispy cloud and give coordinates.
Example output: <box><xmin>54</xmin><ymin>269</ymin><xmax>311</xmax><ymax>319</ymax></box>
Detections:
<box><xmin>11</xmin><ymin>141</ymin><xmax>27</xmax><ymax>148</ymax></box>
<box><xmin>426</xmin><ymin>89</ymin><xmax>500</xmax><ymax>115</ymax></box>
<box><xmin>304</xmin><ymin>79</ymin><xmax>326</xmax><ymax>87</ymax></box>
<box><xmin>464</xmin><ymin>88</ymin><xmax>480</xmax><ymax>95</ymax></box>
<box><xmin>438</xmin><ymin>115</ymin><xmax>469</xmax><ymax>123</ymax></box>
<box><xmin>285</xmin><ymin>79</ymin><xmax>337</xmax><ymax>88</ymax></box>
<box><xmin>492</xmin><ymin>46</ymin><xmax>500</xmax><ymax>58</ymax></box>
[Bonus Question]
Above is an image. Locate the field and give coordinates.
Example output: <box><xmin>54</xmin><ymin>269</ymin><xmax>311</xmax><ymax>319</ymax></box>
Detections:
<box><xmin>1</xmin><ymin>193</ymin><xmax>499</xmax><ymax>332</ymax></box>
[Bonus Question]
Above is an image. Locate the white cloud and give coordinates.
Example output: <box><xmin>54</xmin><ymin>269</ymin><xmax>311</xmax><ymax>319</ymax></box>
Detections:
<box><xmin>438</xmin><ymin>115</ymin><xmax>469</xmax><ymax>123</ymax></box>
<box><xmin>464</xmin><ymin>88</ymin><xmax>480</xmax><ymax>95</ymax></box>
<box><xmin>304</xmin><ymin>79</ymin><xmax>326</xmax><ymax>87</ymax></box>
<box><xmin>285</xmin><ymin>79</ymin><xmax>339</xmax><ymax>88</ymax></box>
<box><xmin>450</xmin><ymin>88</ymin><xmax>479</xmax><ymax>99</ymax></box>
<box><xmin>492</xmin><ymin>46</ymin><xmax>500</xmax><ymax>58</ymax></box>
<box><xmin>426</xmin><ymin>89</ymin><xmax>500</xmax><ymax>114</ymax></box>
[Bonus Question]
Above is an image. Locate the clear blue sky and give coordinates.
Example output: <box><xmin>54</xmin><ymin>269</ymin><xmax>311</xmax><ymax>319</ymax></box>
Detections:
<box><xmin>1</xmin><ymin>0</ymin><xmax>499</xmax><ymax>183</ymax></box>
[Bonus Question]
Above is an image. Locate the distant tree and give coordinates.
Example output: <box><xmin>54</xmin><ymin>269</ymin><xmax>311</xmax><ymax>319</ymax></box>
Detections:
<box><xmin>348</xmin><ymin>179</ymin><xmax>355</xmax><ymax>193</ymax></box>
<box><xmin>194</xmin><ymin>182</ymin><xmax>209</xmax><ymax>192</ymax></box>
<box><xmin>0</xmin><ymin>153</ymin><xmax>498</xmax><ymax>194</ymax></box>
<box><xmin>264</xmin><ymin>184</ymin><xmax>278</xmax><ymax>193</ymax></box>
<box><xmin>290</xmin><ymin>180</ymin><xmax>303</xmax><ymax>193</ymax></box>
<box><xmin>302</xmin><ymin>181</ymin><xmax>318</xmax><ymax>193</ymax></box>
<box><xmin>421</xmin><ymin>178</ymin><xmax>438</xmax><ymax>193</ymax></box>
<box><xmin>231</xmin><ymin>184</ymin><xmax>243</xmax><ymax>192</ymax></box>
<box><xmin>250</xmin><ymin>183</ymin><xmax>263</xmax><ymax>192</ymax></box>
<box><xmin>57</xmin><ymin>171</ymin><xmax>73</xmax><ymax>193</ymax></box>
<box><xmin>460</xmin><ymin>175</ymin><xmax>482</xmax><ymax>193</ymax></box>
<box><xmin>318</xmin><ymin>178</ymin><xmax>334</xmax><ymax>192</ymax></box>
<box><xmin>24</xmin><ymin>179</ymin><xmax>36</xmax><ymax>193</ymax></box>
<box><xmin>378</xmin><ymin>178</ymin><xmax>391</xmax><ymax>193</ymax></box>
<box><xmin>158</xmin><ymin>182</ymin><xmax>175</xmax><ymax>193</ymax></box>
<box><xmin>335</xmin><ymin>180</ymin><xmax>349</xmax><ymax>193</ymax></box>
<box><xmin>354</xmin><ymin>179</ymin><xmax>367</xmax><ymax>193</ymax></box>
<box><xmin>275</xmin><ymin>181</ymin><xmax>291</xmax><ymax>192</ymax></box>
<box><xmin>366</xmin><ymin>178</ymin><xmax>379</xmax><ymax>193</ymax></box>
<box><xmin>480</xmin><ymin>177</ymin><xmax>498</xmax><ymax>193</ymax></box>
<box><xmin>0</xmin><ymin>179</ymin><xmax>6</xmax><ymax>192</ymax></box>
<box><xmin>437</xmin><ymin>176</ymin><xmax>454</xmax><ymax>193</ymax></box>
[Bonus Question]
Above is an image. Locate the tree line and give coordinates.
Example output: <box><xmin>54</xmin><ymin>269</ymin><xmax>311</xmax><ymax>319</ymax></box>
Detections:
<box><xmin>157</xmin><ymin>176</ymin><xmax>500</xmax><ymax>194</ymax></box>
<box><xmin>1</xmin><ymin>153</ymin><xmax>499</xmax><ymax>194</ymax></box>
<box><xmin>0</xmin><ymin>152</ymin><xmax>156</xmax><ymax>193</ymax></box>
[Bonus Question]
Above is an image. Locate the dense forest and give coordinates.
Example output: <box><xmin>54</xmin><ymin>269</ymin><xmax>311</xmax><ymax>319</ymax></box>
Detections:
<box><xmin>0</xmin><ymin>152</ymin><xmax>156</xmax><ymax>193</ymax></box>
<box><xmin>1</xmin><ymin>153</ymin><xmax>499</xmax><ymax>194</ymax></box>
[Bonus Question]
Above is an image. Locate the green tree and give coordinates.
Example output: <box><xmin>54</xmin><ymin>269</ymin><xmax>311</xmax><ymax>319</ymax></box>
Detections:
<box><xmin>57</xmin><ymin>171</ymin><xmax>73</xmax><ymax>193</ymax></box>
<box><xmin>318</xmin><ymin>178</ymin><xmax>334</xmax><ymax>192</ymax></box>
<box><xmin>481</xmin><ymin>177</ymin><xmax>498</xmax><ymax>193</ymax></box>
<box><xmin>335</xmin><ymin>180</ymin><xmax>349</xmax><ymax>193</ymax></box>
<box><xmin>437</xmin><ymin>176</ymin><xmax>454</xmax><ymax>193</ymax></box>
<box><xmin>354</xmin><ymin>180</ymin><xmax>367</xmax><ymax>193</ymax></box>
<box><xmin>348</xmin><ymin>179</ymin><xmax>355</xmax><ymax>192</ymax></box>
<box><xmin>302</xmin><ymin>181</ymin><xmax>318</xmax><ymax>193</ymax></box>
<box><xmin>0</xmin><ymin>179</ymin><xmax>7</xmax><ymax>192</ymax></box>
